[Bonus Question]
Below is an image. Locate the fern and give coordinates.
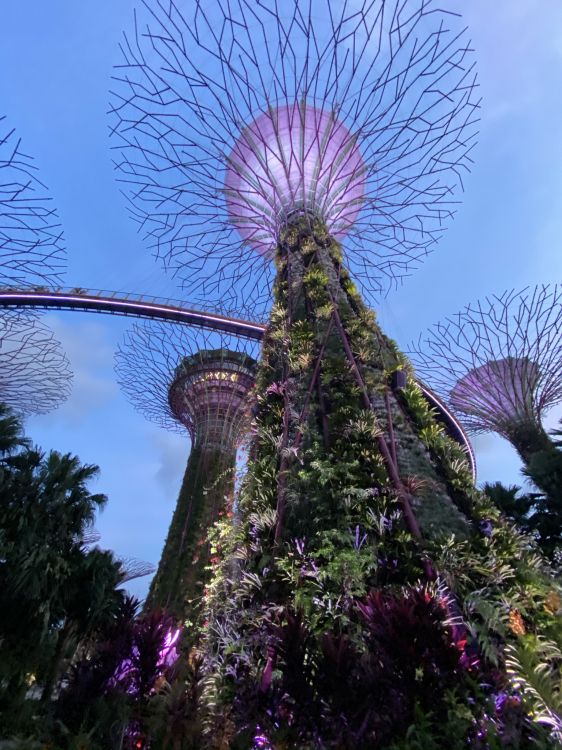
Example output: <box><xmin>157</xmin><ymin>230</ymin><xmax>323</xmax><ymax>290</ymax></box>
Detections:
<box><xmin>505</xmin><ymin>636</ymin><xmax>562</xmax><ymax>743</ymax></box>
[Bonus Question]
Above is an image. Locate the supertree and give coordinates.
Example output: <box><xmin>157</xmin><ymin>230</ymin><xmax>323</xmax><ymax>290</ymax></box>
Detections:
<box><xmin>409</xmin><ymin>284</ymin><xmax>562</xmax><ymax>546</ymax></box>
<box><xmin>0</xmin><ymin>117</ymin><xmax>66</xmax><ymax>288</ymax></box>
<box><xmin>408</xmin><ymin>285</ymin><xmax>562</xmax><ymax>461</ymax></box>
<box><xmin>79</xmin><ymin>527</ymin><xmax>156</xmax><ymax>583</ymax></box>
<box><xmin>0</xmin><ymin>120</ymin><xmax>70</xmax><ymax>416</ymax></box>
<box><xmin>110</xmin><ymin>2</ymin><xmax>561</xmax><ymax>746</ymax></box>
<box><xmin>111</xmin><ymin>0</ymin><xmax>479</xmax><ymax>319</ymax></box>
<box><xmin>115</xmin><ymin>321</ymin><xmax>258</xmax><ymax>623</ymax></box>
<box><xmin>0</xmin><ymin>309</ymin><xmax>72</xmax><ymax>415</ymax></box>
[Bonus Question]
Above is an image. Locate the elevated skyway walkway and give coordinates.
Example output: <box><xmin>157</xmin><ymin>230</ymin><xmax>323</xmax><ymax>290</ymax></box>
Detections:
<box><xmin>0</xmin><ymin>287</ymin><xmax>265</xmax><ymax>340</ymax></box>
<box><xmin>0</xmin><ymin>286</ymin><xmax>476</xmax><ymax>479</ymax></box>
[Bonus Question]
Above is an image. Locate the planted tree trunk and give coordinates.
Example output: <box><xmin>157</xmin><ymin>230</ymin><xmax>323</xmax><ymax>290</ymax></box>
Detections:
<box><xmin>146</xmin><ymin>444</ymin><xmax>236</xmax><ymax>623</ymax></box>
<box><xmin>41</xmin><ymin>620</ymin><xmax>74</xmax><ymax>703</ymax></box>
<box><xmin>198</xmin><ymin>221</ymin><xmax>514</xmax><ymax>745</ymax></box>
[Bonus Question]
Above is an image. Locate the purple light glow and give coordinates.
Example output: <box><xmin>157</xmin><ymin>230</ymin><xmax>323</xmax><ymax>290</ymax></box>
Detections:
<box><xmin>158</xmin><ymin>625</ymin><xmax>181</xmax><ymax>670</ymax></box>
<box><xmin>225</xmin><ymin>102</ymin><xmax>366</xmax><ymax>255</ymax></box>
<box><xmin>450</xmin><ymin>358</ymin><xmax>540</xmax><ymax>426</ymax></box>
<box><xmin>253</xmin><ymin>727</ymin><xmax>274</xmax><ymax>750</ymax></box>
<box><xmin>111</xmin><ymin>625</ymin><xmax>181</xmax><ymax>694</ymax></box>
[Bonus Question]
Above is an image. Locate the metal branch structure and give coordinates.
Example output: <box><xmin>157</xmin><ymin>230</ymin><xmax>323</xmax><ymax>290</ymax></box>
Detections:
<box><xmin>111</xmin><ymin>0</ymin><xmax>479</xmax><ymax>318</ymax></box>
<box><xmin>0</xmin><ymin>118</ymin><xmax>66</xmax><ymax>288</ymax></box>
<box><xmin>118</xmin><ymin>557</ymin><xmax>157</xmax><ymax>584</ymax></box>
<box><xmin>104</xmin><ymin>4</ymin><xmax>562</xmax><ymax>746</ymax></box>
<box><xmin>79</xmin><ymin>528</ymin><xmax>156</xmax><ymax>583</ymax></box>
<box><xmin>0</xmin><ymin>310</ymin><xmax>72</xmax><ymax>416</ymax></box>
<box><xmin>408</xmin><ymin>284</ymin><xmax>562</xmax><ymax>462</ymax></box>
<box><xmin>115</xmin><ymin>321</ymin><xmax>258</xmax><ymax>619</ymax></box>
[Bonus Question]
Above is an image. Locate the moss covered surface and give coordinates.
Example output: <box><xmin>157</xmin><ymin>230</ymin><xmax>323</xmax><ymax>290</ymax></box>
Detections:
<box><xmin>193</xmin><ymin>221</ymin><xmax>562</xmax><ymax>748</ymax></box>
<box><xmin>146</xmin><ymin>443</ymin><xmax>236</xmax><ymax>623</ymax></box>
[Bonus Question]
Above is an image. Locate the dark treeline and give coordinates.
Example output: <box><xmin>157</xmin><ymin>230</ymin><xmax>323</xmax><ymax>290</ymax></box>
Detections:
<box><xmin>0</xmin><ymin>404</ymin><xmax>200</xmax><ymax>748</ymax></box>
<box><xmin>2</xmin><ymin>400</ymin><xmax>562</xmax><ymax>749</ymax></box>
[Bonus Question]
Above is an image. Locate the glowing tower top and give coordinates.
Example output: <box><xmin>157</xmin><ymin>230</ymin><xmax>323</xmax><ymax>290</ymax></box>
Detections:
<box><xmin>169</xmin><ymin>349</ymin><xmax>256</xmax><ymax>451</ymax></box>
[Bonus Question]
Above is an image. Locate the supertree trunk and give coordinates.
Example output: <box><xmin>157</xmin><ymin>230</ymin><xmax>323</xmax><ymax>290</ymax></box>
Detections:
<box><xmin>199</xmin><ymin>221</ymin><xmax>538</xmax><ymax>747</ymax></box>
<box><xmin>506</xmin><ymin>420</ymin><xmax>554</xmax><ymax>465</ymax></box>
<box><xmin>254</xmin><ymin>219</ymin><xmax>469</xmax><ymax>549</ymax></box>
<box><xmin>507</xmin><ymin>421</ymin><xmax>562</xmax><ymax>514</ymax></box>
<box><xmin>146</xmin><ymin>444</ymin><xmax>236</xmax><ymax>623</ymax></box>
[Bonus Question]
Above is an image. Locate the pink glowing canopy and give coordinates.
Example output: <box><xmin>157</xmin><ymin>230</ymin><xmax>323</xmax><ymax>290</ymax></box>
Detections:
<box><xmin>450</xmin><ymin>357</ymin><xmax>541</xmax><ymax>425</ymax></box>
<box><xmin>224</xmin><ymin>102</ymin><xmax>366</xmax><ymax>255</ymax></box>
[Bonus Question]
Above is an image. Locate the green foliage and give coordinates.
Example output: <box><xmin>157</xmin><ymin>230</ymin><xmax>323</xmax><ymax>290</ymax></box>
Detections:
<box><xmin>146</xmin><ymin>445</ymin><xmax>236</xmax><ymax>626</ymax></box>
<box><xmin>0</xmin><ymin>402</ymin><xmax>29</xmax><ymax>454</ymax></box>
<box><xmin>484</xmin><ymin>482</ymin><xmax>535</xmax><ymax>524</ymax></box>
<box><xmin>483</xmin><ymin>481</ymin><xmax>562</xmax><ymax>561</ymax></box>
<box><xmin>386</xmin><ymin>701</ymin><xmax>475</xmax><ymax>750</ymax></box>
<box><xmin>0</xmin><ymin>404</ymin><xmax>128</xmax><ymax>738</ymax></box>
<box><xmin>506</xmin><ymin>635</ymin><xmax>562</xmax><ymax>743</ymax></box>
<box><xmin>524</xmin><ymin>448</ymin><xmax>562</xmax><ymax>551</ymax></box>
<box><xmin>192</xmin><ymin>222</ymin><xmax>562</xmax><ymax>748</ymax></box>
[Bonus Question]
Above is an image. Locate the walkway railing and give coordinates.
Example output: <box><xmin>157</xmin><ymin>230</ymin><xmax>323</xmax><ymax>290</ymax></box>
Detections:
<box><xmin>0</xmin><ymin>286</ymin><xmax>476</xmax><ymax>479</ymax></box>
<box><xmin>0</xmin><ymin>287</ymin><xmax>266</xmax><ymax>340</ymax></box>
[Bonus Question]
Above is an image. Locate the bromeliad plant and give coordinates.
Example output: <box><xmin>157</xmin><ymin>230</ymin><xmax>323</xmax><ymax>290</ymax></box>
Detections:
<box><xmin>195</xmin><ymin>220</ymin><xmax>562</xmax><ymax>748</ymax></box>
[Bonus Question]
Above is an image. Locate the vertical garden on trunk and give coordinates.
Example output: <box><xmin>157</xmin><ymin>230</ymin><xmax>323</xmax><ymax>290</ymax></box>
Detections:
<box><xmin>115</xmin><ymin>329</ymin><xmax>258</xmax><ymax>627</ymax></box>
<box><xmin>146</xmin><ymin>444</ymin><xmax>235</xmax><ymax>622</ymax></box>
<box><xmin>199</xmin><ymin>221</ymin><xmax>562</xmax><ymax>748</ymax></box>
<box><xmin>109</xmin><ymin>1</ymin><xmax>562</xmax><ymax>744</ymax></box>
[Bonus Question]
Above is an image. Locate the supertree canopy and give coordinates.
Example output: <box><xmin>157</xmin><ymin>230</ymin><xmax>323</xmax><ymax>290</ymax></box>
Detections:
<box><xmin>106</xmin><ymin>3</ymin><xmax>562</xmax><ymax>748</ymax></box>
<box><xmin>111</xmin><ymin>0</ymin><xmax>479</xmax><ymax>317</ymax></box>
<box><xmin>168</xmin><ymin>348</ymin><xmax>257</xmax><ymax>452</ymax></box>
<box><xmin>224</xmin><ymin>101</ymin><xmax>366</xmax><ymax>256</ymax></box>
<box><xmin>0</xmin><ymin>117</ymin><xmax>66</xmax><ymax>288</ymax></box>
<box><xmin>0</xmin><ymin>119</ymin><xmax>70</xmax><ymax>417</ymax></box>
<box><xmin>0</xmin><ymin>310</ymin><xmax>72</xmax><ymax>415</ymax></box>
<box><xmin>115</xmin><ymin>321</ymin><xmax>258</xmax><ymax>622</ymax></box>
<box><xmin>408</xmin><ymin>285</ymin><xmax>562</xmax><ymax>462</ymax></box>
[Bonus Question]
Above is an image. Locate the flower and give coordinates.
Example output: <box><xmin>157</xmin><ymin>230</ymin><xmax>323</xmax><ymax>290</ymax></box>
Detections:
<box><xmin>478</xmin><ymin>519</ymin><xmax>493</xmax><ymax>537</ymax></box>
<box><xmin>266</xmin><ymin>382</ymin><xmax>285</xmax><ymax>397</ymax></box>
<box><xmin>508</xmin><ymin>609</ymin><xmax>526</xmax><ymax>636</ymax></box>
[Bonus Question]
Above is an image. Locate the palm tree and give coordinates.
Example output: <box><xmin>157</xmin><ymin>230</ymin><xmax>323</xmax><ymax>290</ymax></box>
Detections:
<box><xmin>482</xmin><ymin>482</ymin><xmax>535</xmax><ymax>527</ymax></box>
<box><xmin>483</xmin><ymin>481</ymin><xmax>562</xmax><ymax>559</ymax></box>
<box><xmin>0</xmin><ymin>401</ymin><xmax>29</xmax><ymax>453</ymax></box>
<box><xmin>0</xmin><ymin>403</ymin><xmax>125</xmax><ymax>715</ymax></box>
<box><xmin>39</xmin><ymin>546</ymin><xmax>127</xmax><ymax>703</ymax></box>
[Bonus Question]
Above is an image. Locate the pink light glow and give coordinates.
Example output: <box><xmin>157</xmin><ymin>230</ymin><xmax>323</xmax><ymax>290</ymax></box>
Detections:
<box><xmin>450</xmin><ymin>358</ymin><xmax>540</xmax><ymax>424</ymax></box>
<box><xmin>111</xmin><ymin>625</ymin><xmax>181</xmax><ymax>694</ymax></box>
<box><xmin>225</xmin><ymin>102</ymin><xmax>366</xmax><ymax>255</ymax></box>
<box><xmin>158</xmin><ymin>625</ymin><xmax>181</xmax><ymax>670</ymax></box>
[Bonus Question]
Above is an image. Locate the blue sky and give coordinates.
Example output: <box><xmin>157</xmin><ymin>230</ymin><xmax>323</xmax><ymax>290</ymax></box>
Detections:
<box><xmin>1</xmin><ymin>1</ymin><xmax>561</xmax><ymax>599</ymax></box>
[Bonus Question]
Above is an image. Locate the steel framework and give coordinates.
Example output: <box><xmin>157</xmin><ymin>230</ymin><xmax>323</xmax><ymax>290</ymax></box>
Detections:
<box><xmin>0</xmin><ymin>309</ymin><xmax>72</xmax><ymax>415</ymax></box>
<box><xmin>0</xmin><ymin>288</ymin><xmax>266</xmax><ymax>339</ymax></box>
<box><xmin>0</xmin><ymin>118</ymin><xmax>66</xmax><ymax>288</ymax></box>
<box><xmin>115</xmin><ymin>320</ymin><xmax>260</xmax><ymax>441</ymax></box>
<box><xmin>111</xmin><ymin>0</ymin><xmax>479</xmax><ymax>317</ymax></box>
<box><xmin>408</xmin><ymin>284</ymin><xmax>562</xmax><ymax>444</ymax></box>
